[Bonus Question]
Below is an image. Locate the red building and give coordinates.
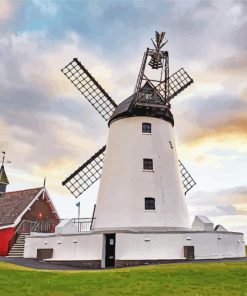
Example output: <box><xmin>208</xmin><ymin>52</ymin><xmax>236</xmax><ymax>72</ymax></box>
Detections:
<box><xmin>0</xmin><ymin>164</ymin><xmax>59</xmax><ymax>256</ymax></box>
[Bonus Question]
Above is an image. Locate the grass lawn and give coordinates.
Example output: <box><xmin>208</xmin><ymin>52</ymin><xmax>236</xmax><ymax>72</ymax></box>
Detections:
<box><xmin>0</xmin><ymin>261</ymin><xmax>247</xmax><ymax>296</ymax></box>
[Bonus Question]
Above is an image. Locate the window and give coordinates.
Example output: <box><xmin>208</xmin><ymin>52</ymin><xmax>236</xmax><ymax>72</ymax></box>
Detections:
<box><xmin>142</xmin><ymin>123</ymin><xmax>151</xmax><ymax>134</ymax></box>
<box><xmin>145</xmin><ymin>198</ymin><xmax>155</xmax><ymax>210</ymax></box>
<box><xmin>143</xmin><ymin>158</ymin><xmax>153</xmax><ymax>170</ymax></box>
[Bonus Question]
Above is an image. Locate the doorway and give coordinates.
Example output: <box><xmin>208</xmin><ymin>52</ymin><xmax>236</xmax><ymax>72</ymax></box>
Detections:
<box><xmin>105</xmin><ymin>233</ymin><xmax>116</xmax><ymax>268</ymax></box>
<box><xmin>184</xmin><ymin>246</ymin><xmax>195</xmax><ymax>260</ymax></box>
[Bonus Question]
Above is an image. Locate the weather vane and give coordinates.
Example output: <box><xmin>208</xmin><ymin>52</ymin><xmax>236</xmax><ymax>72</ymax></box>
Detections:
<box><xmin>149</xmin><ymin>31</ymin><xmax>168</xmax><ymax>69</ymax></box>
<box><xmin>1</xmin><ymin>151</ymin><xmax>11</xmax><ymax>167</ymax></box>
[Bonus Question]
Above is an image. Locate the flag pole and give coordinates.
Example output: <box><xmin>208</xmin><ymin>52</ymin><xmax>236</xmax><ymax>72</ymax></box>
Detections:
<box><xmin>76</xmin><ymin>202</ymin><xmax>80</xmax><ymax>221</ymax></box>
<box><xmin>78</xmin><ymin>203</ymin><xmax>80</xmax><ymax>220</ymax></box>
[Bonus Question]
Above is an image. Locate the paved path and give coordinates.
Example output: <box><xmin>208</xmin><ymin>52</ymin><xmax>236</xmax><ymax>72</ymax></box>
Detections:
<box><xmin>0</xmin><ymin>257</ymin><xmax>82</xmax><ymax>270</ymax></box>
<box><xmin>0</xmin><ymin>257</ymin><xmax>246</xmax><ymax>271</ymax></box>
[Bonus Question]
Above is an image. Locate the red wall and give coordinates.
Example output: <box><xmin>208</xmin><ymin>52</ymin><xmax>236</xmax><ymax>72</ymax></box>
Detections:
<box><xmin>0</xmin><ymin>227</ymin><xmax>15</xmax><ymax>256</ymax></box>
<box><xmin>22</xmin><ymin>197</ymin><xmax>58</xmax><ymax>221</ymax></box>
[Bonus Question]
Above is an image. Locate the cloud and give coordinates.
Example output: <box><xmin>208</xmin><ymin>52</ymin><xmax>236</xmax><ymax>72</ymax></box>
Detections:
<box><xmin>0</xmin><ymin>0</ymin><xmax>18</xmax><ymax>22</ymax></box>
<box><xmin>187</xmin><ymin>186</ymin><xmax>247</xmax><ymax>237</ymax></box>
<box><xmin>189</xmin><ymin>186</ymin><xmax>247</xmax><ymax>216</ymax></box>
<box><xmin>32</xmin><ymin>0</ymin><xmax>58</xmax><ymax>17</ymax></box>
<box><xmin>174</xmin><ymin>87</ymin><xmax>247</xmax><ymax>167</ymax></box>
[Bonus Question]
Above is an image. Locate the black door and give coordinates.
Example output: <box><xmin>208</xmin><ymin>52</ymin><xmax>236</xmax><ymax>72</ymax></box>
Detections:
<box><xmin>184</xmin><ymin>246</ymin><xmax>195</xmax><ymax>260</ymax></box>
<box><xmin>105</xmin><ymin>234</ymin><xmax>116</xmax><ymax>268</ymax></box>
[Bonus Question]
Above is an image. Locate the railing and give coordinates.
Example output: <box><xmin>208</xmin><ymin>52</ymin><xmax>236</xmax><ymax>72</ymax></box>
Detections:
<box><xmin>31</xmin><ymin>218</ymin><xmax>95</xmax><ymax>233</ymax></box>
<box><xmin>73</xmin><ymin>218</ymin><xmax>95</xmax><ymax>232</ymax></box>
<box><xmin>8</xmin><ymin>220</ymin><xmax>36</xmax><ymax>253</ymax></box>
<box><xmin>8</xmin><ymin>217</ymin><xmax>95</xmax><ymax>253</ymax></box>
<box><xmin>31</xmin><ymin>219</ymin><xmax>60</xmax><ymax>233</ymax></box>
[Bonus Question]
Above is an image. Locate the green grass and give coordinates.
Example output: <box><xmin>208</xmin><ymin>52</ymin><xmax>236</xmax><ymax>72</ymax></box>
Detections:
<box><xmin>0</xmin><ymin>261</ymin><xmax>247</xmax><ymax>296</ymax></box>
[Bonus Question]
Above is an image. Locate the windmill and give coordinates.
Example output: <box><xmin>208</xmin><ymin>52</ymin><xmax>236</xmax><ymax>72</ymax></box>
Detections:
<box><xmin>61</xmin><ymin>32</ymin><xmax>195</xmax><ymax>201</ymax></box>
<box><xmin>22</xmin><ymin>35</ymin><xmax>246</xmax><ymax>264</ymax></box>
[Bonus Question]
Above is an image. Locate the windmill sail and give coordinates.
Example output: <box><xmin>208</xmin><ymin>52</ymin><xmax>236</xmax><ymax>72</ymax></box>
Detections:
<box><xmin>62</xmin><ymin>146</ymin><xmax>106</xmax><ymax>198</ymax></box>
<box><xmin>61</xmin><ymin>58</ymin><xmax>117</xmax><ymax>121</ymax></box>
<box><xmin>178</xmin><ymin>160</ymin><xmax>196</xmax><ymax>195</ymax></box>
<box><xmin>157</xmin><ymin>68</ymin><xmax>193</xmax><ymax>104</ymax></box>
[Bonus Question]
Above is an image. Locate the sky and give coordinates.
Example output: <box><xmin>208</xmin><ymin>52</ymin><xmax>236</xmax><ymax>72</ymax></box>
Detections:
<box><xmin>0</xmin><ymin>0</ymin><xmax>246</xmax><ymax>237</ymax></box>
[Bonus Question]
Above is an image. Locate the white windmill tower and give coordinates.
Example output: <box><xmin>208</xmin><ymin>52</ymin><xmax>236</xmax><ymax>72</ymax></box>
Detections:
<box><xmin>61</xmin><ymin>32</ymin><xmax>196</xmax><ymax>231</ymax></box>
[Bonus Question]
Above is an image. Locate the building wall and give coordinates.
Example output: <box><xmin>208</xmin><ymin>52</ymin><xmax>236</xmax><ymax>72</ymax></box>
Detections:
<box><xmin>24</xmin><ymin>231</ymin><xmax>245</xmax><ymax>267</ymax></box>
<box><xmin>116</xmin><ymin>232</ymin><xmax>245</xmax><ymax>260</ymax></box>
<box><xmin>0</xmin><ymin>227</ymin><xmax>15</xmax><ymax>256</ymax></box>
<box><xmin>94</xmin><ymin>116</ymin><xmax>189</xmax><ymax>230</ymax></box>
<box><xmin>24</xmin><ymin>233</ymin><xmax>103</xmax><ymax>261</ymax></box>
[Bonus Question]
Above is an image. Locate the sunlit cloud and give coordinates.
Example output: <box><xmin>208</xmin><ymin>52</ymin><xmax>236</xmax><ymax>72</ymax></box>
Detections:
<box><xmin>0</xmin><ymin>0</ymin><xmax>18</xmax><ymax>22</ymax></box>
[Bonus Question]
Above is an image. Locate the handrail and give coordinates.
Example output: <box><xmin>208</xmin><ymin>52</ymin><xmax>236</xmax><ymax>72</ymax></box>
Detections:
<box><xmin>35</xmin><ymin>219</ymin><xmax>59</xmax><ymax>233</ymax></box>
<box><xmin>8</xmin><ymin>220</ymin><xmax>36</xmax><ymax>253</ymax></box>
<box><xmin>14</xmin><ymin>219</ymin><xmax>34</xmax><ymax>234</ymax></box>
<box><xmin>72</xmin><ymin>218</ymin><xmax>95</xmax><ymax>232</ymax></box>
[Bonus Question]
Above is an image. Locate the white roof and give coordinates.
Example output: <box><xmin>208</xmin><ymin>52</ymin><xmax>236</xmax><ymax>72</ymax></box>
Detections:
<box><xmin>196</xmin><ymin>215</ymin><xmax>213</xmax><ymax>224</ymax></box>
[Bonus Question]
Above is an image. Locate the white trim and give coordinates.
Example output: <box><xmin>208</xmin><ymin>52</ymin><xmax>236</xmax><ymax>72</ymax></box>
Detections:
<box><xmin>12</xmin><ymin>188</ymin><xmax>44</xmax><ymax>227</ymax></box>
<box><xmin>0</xmin><ymin>223</ymin><xmax>15</xmax><ymax>230</ymax></box>
<box><xmin>44</xmin><ymin>188</ymin><xmax>60</xmax><ymax>219</ymax></box>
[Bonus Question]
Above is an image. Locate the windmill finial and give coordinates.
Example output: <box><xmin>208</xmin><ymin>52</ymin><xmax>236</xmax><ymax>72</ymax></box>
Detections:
<box><xmin>1</xmin><ymin>151</ymin><xmax>5</xmax><ymax>166</ymax></box>
<box><xmin>1</xmin><ymin>151</ymin><xmax>11</xmax><ymax>167</ymax></box>
<box><xmin>151</xmin><ymin>31</ymin><xmax>167</xmax><ymax>51</ymax></box>
<box><xmin>43</xmin><ymin>177</ymin><xmax>46</xmax><ymax>187</ymax></box>
<box><xmin>149</xmin><ymin>31</ymin><xmax>168</xmax><ymax>70</ymax></box>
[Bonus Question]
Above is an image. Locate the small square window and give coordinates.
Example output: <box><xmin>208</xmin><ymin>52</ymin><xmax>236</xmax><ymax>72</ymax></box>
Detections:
<box><xmin>143</xmin><ymin>158</ymin><xmax>153</xmax><ymax>170</ymax></box>
<box><xmin>142</xmin><ymin>123</ymin><xmax>151</xmax><ymax>133</ymax></box>
<box><xmin>145</xmin><ymin>198</ymin><xmax>155</xmax><ymax>210</ymax></box>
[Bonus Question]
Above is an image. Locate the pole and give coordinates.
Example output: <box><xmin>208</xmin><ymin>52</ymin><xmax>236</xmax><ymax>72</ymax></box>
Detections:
<box><xmin>76</xmin><ymin>202</ymin><xmax>80</xmax><ymax>221</ymax></box>
<box><xmin>78</xmin><ymin>204</ymin><xmax>80</xmax><ymax>220</ymax></box>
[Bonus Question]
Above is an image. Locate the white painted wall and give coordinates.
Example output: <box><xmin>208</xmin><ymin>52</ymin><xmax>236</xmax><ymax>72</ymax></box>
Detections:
<box><xmin>116</xmin><ymin>232</ymin><xmax>245</xmax><ymax>260</ymax></box>
<box><xmin>55</xmin><ymin>219</ymin><xmax>78</xmax><ymax>235</ymax></box>
<box><xmin>192</xmin><ymin>216</ymin><xmax>214</xmax><ymax>231</ymax></box>
<box><xmin>24</xmin><ymin>231</ymin><xmax>245</xmax><ymax>262</ymax></box>
<box><xmin>94</xmin><ymin>116</ymin><xmax>189</xmax><ymax>230</ymax></box>
<box><xmin>24</xmin><ymin>233</ymin><xmax>103</xmax><ymax>260</ymax></box>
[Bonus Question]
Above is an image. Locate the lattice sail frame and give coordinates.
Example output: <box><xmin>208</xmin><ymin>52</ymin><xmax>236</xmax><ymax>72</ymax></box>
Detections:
<box><xmin>156</xmin><ymin>68</ymin><xmax>193</xmax><ymax>104</ymax></box>
<box><xmin>178</xmin><ymin>160</ymin><xmax>196</xmax><ymax>195</ymax></box>
<box><xmin>62</xmin><ymin>146</ymin><xmax>106</xmax><ymax>198</ymax></box>
<box><xmin>61</xmin><ymin>58</ymin><xmax>117</xmax><ymax>121</ymax></box>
